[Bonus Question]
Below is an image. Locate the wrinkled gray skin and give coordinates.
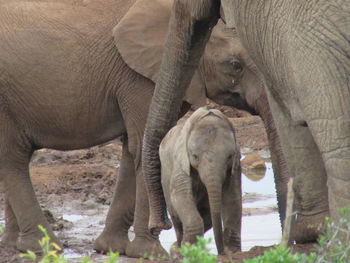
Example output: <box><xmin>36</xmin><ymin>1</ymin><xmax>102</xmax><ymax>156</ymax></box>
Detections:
<box><xmin>160</xmin><ymin>108</ymin><xmax>241</xmax><ymax>255</ymax></box>
<box><xmin>143</xmin><ymin>0</ymin><xmax>349</xmax><ymax>243</ymax></box>
<box><xmin>0</xmin><ymin>0</ymin><xmax>257</xmax><ymax>257</ymax></box>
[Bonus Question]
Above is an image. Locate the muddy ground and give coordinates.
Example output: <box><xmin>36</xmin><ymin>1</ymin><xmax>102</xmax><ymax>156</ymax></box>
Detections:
<box><xmin>0</xmin><ymin>105</ymin><xmax>316</xmax><ymax>262</ymax></box>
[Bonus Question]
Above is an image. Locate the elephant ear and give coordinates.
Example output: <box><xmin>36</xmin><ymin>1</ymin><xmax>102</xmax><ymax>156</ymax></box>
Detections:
<box><xmin>209</xmin><ymin>109</ymin><xmax>241</xmax><ymax>173</ymax></box>
<box><xmin>113</xmin><ymin>0</ymin><xmax>207</xmax><ymax>107</ymax></box>
<box><xmin>161</xmin><ymin>108</ymin><xmax>210</xmax><ymax>177</ymax></box>
<box><xmin>159</xmin><ymin>120</ymin><xmax>191</xmax><ymax>178</ymax></box>
<box><xmin>177</xmin><ymin>107</ymin><xmax>211</xmax><ymax>173</ymax></box>
<box><xmin>183</xmin><ymin>71</ymin><xmax>207</xmax><ymax>109</ymax></box>
<box><xmin>113</xmin><ymin>0</ymin><xmax>172</xmax><ymax>83</ymax></box>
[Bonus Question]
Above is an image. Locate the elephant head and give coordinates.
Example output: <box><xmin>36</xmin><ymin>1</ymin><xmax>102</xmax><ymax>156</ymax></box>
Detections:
<box><xmin>113</xmin><ymin>0</ymin><xmax>255</xmax><ymax>112</ymax></box>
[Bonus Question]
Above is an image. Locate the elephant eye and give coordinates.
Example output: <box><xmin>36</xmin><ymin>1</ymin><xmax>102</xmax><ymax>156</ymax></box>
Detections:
<box><xmin>232</xmin><ymin>59</ymin><xmax>243</xmax><ymax>73</ymax></box>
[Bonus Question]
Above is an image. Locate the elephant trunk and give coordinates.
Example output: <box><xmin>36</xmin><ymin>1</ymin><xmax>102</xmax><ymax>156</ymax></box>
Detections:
<box><xmin>207</xmin><ymin>183</ymin><xmax>224</xmax><ymax>255</ymax></box>
<box><xmin>142</xmin><ymin>1</ymin><xmax>220</xmax><ymax>233</ymax></box>
<box><xmin>254</xmin><ymin>92</ymin><xmax>289</xmax><ymax>229</ymax></box>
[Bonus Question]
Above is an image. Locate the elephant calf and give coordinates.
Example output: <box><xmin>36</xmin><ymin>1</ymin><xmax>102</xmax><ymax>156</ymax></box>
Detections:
<box><xmin>160</xmin><ymin>107</ymin><xmax>242</xmax><ymax>255</ymax></box>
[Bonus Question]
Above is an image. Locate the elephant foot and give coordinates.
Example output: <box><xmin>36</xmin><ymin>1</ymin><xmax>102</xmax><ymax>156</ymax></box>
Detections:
<box><xmin>126</xmin><ymin>236</ymin><xmax>168</xmax><ymax>259</ymax></box>
<box><xmin>224</xmin><ymin>230</ymin><xmax>241</xmax><ymax>254</ymax></box>
<box><xmin>16</xmin><ymin>230</ymin><xmax>62</xmax><ymax>253</ymax></box>
<box><xmin>93</xmin><ymin>231</ymin><xmax>129</xmax><ymax>255</ymax></box>
<box><xmin>224</xmin><ymin>245</ymin><xmax>241</xmax><ymax>255</ymax></box>
<box><xmin>293</xmin><ymin>211</ymin><xmax>328</xmax><ymax>243</ymax></box>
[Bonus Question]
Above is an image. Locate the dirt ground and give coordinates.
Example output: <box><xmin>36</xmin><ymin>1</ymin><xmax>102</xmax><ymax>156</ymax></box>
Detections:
<box><xmin>0</xmin><ymin>105</ymin><xmax>316</xmax><ymax>263</ymax></box>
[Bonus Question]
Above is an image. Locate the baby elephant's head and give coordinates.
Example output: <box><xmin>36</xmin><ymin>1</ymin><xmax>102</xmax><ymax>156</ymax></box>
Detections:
<box><xmin>187</xmin><ymin>109</ymin><xmax>239</xmax><ymax>188</ymax></box>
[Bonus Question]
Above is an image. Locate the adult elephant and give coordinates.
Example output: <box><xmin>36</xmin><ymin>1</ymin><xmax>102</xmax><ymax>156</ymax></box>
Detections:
<box><xmin>0</xmin><ymin>0</ymin><xmax>257</xmax><ymax>257</ymax></box>
<box><xmin>143</xmin><ymin>0</ymin><xmax>349</xmax><ymax>242</ymax></box>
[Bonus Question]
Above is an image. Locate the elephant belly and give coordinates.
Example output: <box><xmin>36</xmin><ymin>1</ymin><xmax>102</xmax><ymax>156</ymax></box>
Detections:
<box><xmin>32</xmin><ymin>107</ymin><xmax>125</xmax><ymax>151</ymax></box>
<box><xmin>1</xmin><ymin>91</ymin><xmax>125</xmax><ymax>150</ymax></box>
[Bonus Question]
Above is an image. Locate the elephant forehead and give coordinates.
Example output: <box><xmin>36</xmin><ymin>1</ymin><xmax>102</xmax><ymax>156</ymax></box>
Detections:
<box><xmin>196</xmin><ymin>114</ymin><xmax>233</xmax><ymax>132</ymax></box>
<box><xmin>189</xmin><ymin>122</ymin><xmax>234</xmax><ymax>146</ymax></box>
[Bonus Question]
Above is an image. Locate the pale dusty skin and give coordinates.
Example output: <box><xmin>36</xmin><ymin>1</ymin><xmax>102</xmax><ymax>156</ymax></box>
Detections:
<box><xmin>160</xmin><ymin>107</ymin><xmax>242</xmax><ymax>255</ymax></box>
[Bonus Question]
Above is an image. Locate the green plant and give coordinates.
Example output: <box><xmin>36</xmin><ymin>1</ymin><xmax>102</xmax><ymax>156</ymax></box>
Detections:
<box><xmin>178</xmin><ymin>237</ymin><xmax>217</xmax><ymax>263</ymax></box>
<box><xmin>104</xmin><ymin>251</ymin><xmax>120</xmax><ymax>263</ymax></box>
<box><xmin>244</xmin><ymin>245</ymin><xmax>316</xmax><ymax>263</ymax></box>
<box><xmin>20</xmin><ymin>225</ymin><xmax>68</xmax><ymax>263</ymax></box>
<box><xmin>313</xmin><ymin>207</ymin><xmax>350</xmax><ymax>263</ymax></box>
<box><xmin>20</xmin><ymin>225</ymin><xmax>120</xmax><ymax>263</ymax></box>
<box><xmin>142</xmin><ymin>252</ymin><xmax>167</xmax><ymax>262</ymax></box>
<box><xmin>0</xmin><ymin>225</ymin><xmax>4</xmax><ymax>233</ymax></box>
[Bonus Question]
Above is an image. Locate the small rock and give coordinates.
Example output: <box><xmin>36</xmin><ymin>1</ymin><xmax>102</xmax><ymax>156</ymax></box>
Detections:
<box><xmin>244</xmin><ymin>169</ymin><xmax>266</xmax><ymax>181</ymax></box>
<box><xmin>241</xmin><ymin>152</ymin><xmax>266</xmax><ymax>170</ymax></box>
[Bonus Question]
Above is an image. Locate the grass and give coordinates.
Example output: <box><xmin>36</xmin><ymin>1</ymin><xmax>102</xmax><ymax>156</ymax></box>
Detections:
<box><xmin>244</xmin><ymin>245</ymin><xmax>316</xmax><ymax>263</ymax></box>
<box><xmin>178</xmin><ymin>237</ymin><xmax>217</xmax><ymax>263</ymax></box>
<box><xmin>313</xmin><ymin>207</ymin><xmax>350</xmax><ymax>263</ymax></box>
<box><xmin>20</xmin><ymin>225</ymin><xmax>119</xmax><ymax>263</ymax></box>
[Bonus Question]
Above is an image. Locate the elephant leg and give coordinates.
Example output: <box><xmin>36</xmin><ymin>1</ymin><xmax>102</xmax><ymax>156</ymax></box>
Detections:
<box><xmin>289</xmin><ymin>24</ymin><xmax>350</xmax><ymax>225</ymax></box>
<box><xmin>113</xmin><ymin>76</ymin><xmax>167</xmax><ymax>257</ymax></box>
<box><xmin>170</xmin><ymin>177</ymin><xmax>204</xmax><ymax>245</ymax></box>
<box><xmin>168</xmin><ymin>214</ymin><xmax>183</xmax><ymax>259</ymax></box>
<box><xmin>267</xmin><ymin>91</ymin><xmax>329</xmax><ymax>243</ymax></box>
<box><xmin>171</xmin><ymin>214</ymin><xmax>183</xmax><ymax>247</ymax></box>
<box><xmin>302</xmin><ymin>91</ymin><xmax>350</xmax><ymax>224</ymax></box>
<box><xmin>1</xmin><ymin>197</ymin><xmax>20</xmax><ymax>247</ymax></box>
<box><xmin>93</xmin><ymin>135</ymin><xmax>135</xmax><ymax>254</ymax></box>
<box><xmin>0</xmin><ymin>115</ymin><xmax>60</xmax><ymax>252</ymax></box>
<box><xmin>222</xmin><ymin>174</ymin><xmax>241</xmax><ymax>253</ymax></box>
<box><xmin>125</xmin><ymin>168</ymin><xmax>168</xmax><ymax>258</ymax></box>
<box><xmin>312</xmin><ymin>125</ymin><xmax>350</xmax><ymax>223</ymax></box>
